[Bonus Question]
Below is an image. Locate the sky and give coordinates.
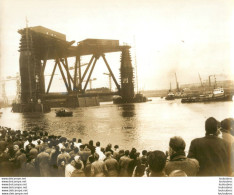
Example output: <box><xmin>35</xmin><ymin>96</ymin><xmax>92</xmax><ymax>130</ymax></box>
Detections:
<box><xmin>0</xmin><ymin>0</ymin><xmax>234</xmax><ymax>96</ymax></box>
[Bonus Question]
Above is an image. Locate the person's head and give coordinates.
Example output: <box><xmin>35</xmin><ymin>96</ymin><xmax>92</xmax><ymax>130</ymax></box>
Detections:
<box><xmin>79</xmin><ymin>145</ymin><xmax>85</xmax><ymax>151</ymax></box>
<box><xmin>61</xmin><ymin>147</ymin><xmax>65</xmax><ymax>153</ymax></box>
<box><xmin>114</xmin><ymin>145</ymin><xmax>119</xmax><ymax>150</ymax></box>
<box><xmin>205</xmin><ymin>117</ymin><xmax>218</xmax><ymax>135</ymax></box>
<box><xmin>69</xmin><ymin>157</ymin><xmax>75</xmax><ymax>166</ymax></box>
<box><xmin>221</xmin><ymin>118</ymin><xmax>232</xmax><ymax>133</ymax></box>
<box><xmin>142</xmin><ymin>150</ymin><xmax>148</xmax><ymax>156</ymax></box>
<box><xmin>89</xmin><ymin>140</ymin><xmax>93</xmax><ymax>146</ymax></box>
<box><xmin>88</xmin><ymin>155</ymin><xmax>95</xmax><ymax>164</ymax></box>
<box><xmin>119</xmin><ymin>150</ymin><xmax>124</xmax><ymax>156</ymax></box>
<box><xmin>74</xmin><ymin>161</ymin><xmax>82</xmax><ymax>170</ymax></box>
<box><xmin>78</xmin><ymin>139</ymin><xmax>82</xmax><ymax>143</ymax></box>
<box><xmin>74</xmin><ymin>147</ymin><xmax>79</xmax><ymax>153</ymax></box>
<box><xmin>4</xmin><ymin>147</ymin><xmax>9</xmax><ymax>153</ymax></box>
<box><xmin>169</xmin><ymin>136</ymin><xmax>186</xmax><ymax>154</ymax></box>
<box><xmin>105</xmin><ymin>151</ymin><xmax>112</xmax><ymax>158</ymax></box>
<box><xmin>28</xmin><ymin>137</ymin><xmax>32</xmax><ymax>143</ymax></box>
<box><xmin>141</xmin><ymin>156</ymin><xmax>147</xmax><ymax>165</ymax></box>
<box><xmin>13</xmin><ymin>145</ymin><xmax>19</xmax><ymax>151</ymax></box>
<box><xmin>20</xmin><ymin>148</ymin><xmax>25</xmax><ymax>154</ymax></box>
<box><xmin>96</xmin><ymin>141</ymin><xmax>100</xmax><ymax>147</ymax></box>
<box><xmin>101</xmin><ymin>147</ymin><xmax>105</xmax><ymax>153</ymax></box>
<box><xmin>107</xmin><ymin>143</ymin><xmax>112</xmax><ymax>148</ymax></box>
<box><xmin>148</xmin><ymin>150</ymin><xmax>166</xmax><ymax>173</ymax></box>
<box><xmin>169</xmin><ymin>170</ymin><xmax>187</xmax><ymax>177</ymax></box>
<box><xmin>55</xmin><ymin>146</ymin><xmax>60</xmax><ymax>152</ymax></box>
<box><xmin>124</xmin><ymin>150</ymin><xmax>129</xmax><ymax>156</ymax></box>
<box><xmin>72</xmin><ymin>138</ymin><xmax>76</xmax><ymax>142</ymax></box>
<box><xmin>64</xmin><ymin>143</ymin><xmax>69</xmax><ymax>148</ymax></box>
<box><xmin>31</xmin><ymin>144</ymin><xmax>36</xmax><ymax>148</ymax></box>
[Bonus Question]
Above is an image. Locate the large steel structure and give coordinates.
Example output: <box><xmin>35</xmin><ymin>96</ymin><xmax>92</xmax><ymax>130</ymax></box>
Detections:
<box><xmin>16</xmin><ymin>26</ymin><xmax>135</xmax><ymax>110</ymax></box>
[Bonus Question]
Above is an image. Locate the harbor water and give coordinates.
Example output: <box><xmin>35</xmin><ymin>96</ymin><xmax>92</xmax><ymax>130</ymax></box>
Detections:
<box><xmin>0</xmin><ymin>98</ymin><xmax>233</xmax><ymax>152</ymax></box>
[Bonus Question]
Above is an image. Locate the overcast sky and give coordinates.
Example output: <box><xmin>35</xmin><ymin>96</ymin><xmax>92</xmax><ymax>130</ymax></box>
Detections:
<box><xmin>0</xmin><ymin>0</ymin><xmax>233</xmax><ymax>95</ymax></box>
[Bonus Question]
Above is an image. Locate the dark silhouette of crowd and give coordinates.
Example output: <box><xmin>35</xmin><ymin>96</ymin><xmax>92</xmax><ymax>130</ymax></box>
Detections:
<box><xmin>0</xmin><ymin>117</ymin><xmax>233</xmax><ymax>177</ymax></box>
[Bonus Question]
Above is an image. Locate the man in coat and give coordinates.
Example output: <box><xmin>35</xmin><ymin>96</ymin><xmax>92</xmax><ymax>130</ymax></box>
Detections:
<box><xmin>104</xmin><ymin>152</ymin><xmax>119</xmax><ymax>177</ymax></box>
<box><xmin>35</xmin><ymin>147</ymin><xmax>50</xmax><ymax>177</ymax></box>
<box><xmin>165</xmin><ymin>136</ymin><xmax>199</xmax><ymax>176</ymax></box>
<box><xmin>187</xmin><ymin>117</ymin><xmax>231</xmax><ymax>176</ymax></box>
<box><xmin>119</xmin><ymin>150</ymin><xmax>133</xmax><ymax>177</ymax></box>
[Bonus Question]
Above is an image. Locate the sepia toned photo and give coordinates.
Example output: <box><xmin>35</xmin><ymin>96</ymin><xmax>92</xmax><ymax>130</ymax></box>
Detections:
<box><xmin>0</xmin><ymin>0</ymin><xmax>233</xmax><ymax>186</ymax></box>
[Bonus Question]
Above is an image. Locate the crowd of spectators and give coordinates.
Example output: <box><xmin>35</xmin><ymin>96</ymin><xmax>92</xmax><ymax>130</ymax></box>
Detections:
<box><xmin>0</xmin><ymin>117</ymin><xmax>233</xmax><ymax>177</ymax></box>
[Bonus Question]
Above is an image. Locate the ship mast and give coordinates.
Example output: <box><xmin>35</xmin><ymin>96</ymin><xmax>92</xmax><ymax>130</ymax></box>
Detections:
<box><xmin>175</xmin><ymin>73</ymin><xmax>179</xmax><ymax>91</ymax></box>
<box><xmin>133</xmin><ymin>36</ymin><xmax>139</xmax><ymax>93</ymax></box>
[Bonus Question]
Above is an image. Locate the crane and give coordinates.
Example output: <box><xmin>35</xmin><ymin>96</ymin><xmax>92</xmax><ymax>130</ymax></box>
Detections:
<box><xmin>68</xmin><ymin>63</ymin><xmax>88</xmax><ymax>70</ymax></box>
<box><xmin>61</xmin><ymin>76</ymin><xmax>97</xmax><ymax>90</ymax></box>
<box><xmin>198</xmin><ymin>73</ymin><xmax>203</xmax><ymax>87</ymax></box>
<box><xmin>87</xmin><ymin>78</ymin><xmax>97</xmax><ymax>90</ymax></box>
<box><xmin>103</xmin><ymin>73</ymin><xmax>112</xmax><ymax>91</ymax></box>
<box><xmin>0</xmin><ymin>74</ymin><xmax>20</xmax><ymax>105</ymax></box>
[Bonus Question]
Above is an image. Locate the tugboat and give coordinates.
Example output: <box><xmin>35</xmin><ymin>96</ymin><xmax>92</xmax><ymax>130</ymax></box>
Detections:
<box><xmin>55</xmin><ymin>109</ymin><xmax>73</xmax><ymax>117</ymax></box>
<box><xmin>165</xmin><ymin>91</ymin><xmax>175</xmax><ymax>100</ymax></box>
<box><xmin>165</xmin><ymin>82</ymin><xmax>175</xmax><ymax>100</ymax></box>
<box><xmin>181</xmin><ymin>75</ymin><xmax>232</xmax><ymax>103</ymax></box>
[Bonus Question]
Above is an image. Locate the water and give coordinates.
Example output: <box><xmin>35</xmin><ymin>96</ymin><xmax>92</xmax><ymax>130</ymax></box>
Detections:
<box><xmin>0</xmin><ymin>98</ymin><xmax>233</xmax><ymax>152</ymax></box>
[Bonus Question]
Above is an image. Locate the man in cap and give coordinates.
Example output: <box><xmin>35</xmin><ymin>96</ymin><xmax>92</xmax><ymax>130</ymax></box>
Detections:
<box><xmin>188</xmin><ymin>117</ymin><xmax>231</xmax><ymax>176</ymax></box>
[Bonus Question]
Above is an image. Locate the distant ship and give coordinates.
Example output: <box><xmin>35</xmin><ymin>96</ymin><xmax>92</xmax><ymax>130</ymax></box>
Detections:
<box><xmin>165</xmin><ymin>91</ymin><xmax>175</xmax><ymax>100</ymax></box>
<box><xmin>165</xmin><ymin>82</ymin><xmax>175</xmax><ymax>100</ymax></box>
<box><xmin>181</xmin><ymin>75</ymin><xmax>233</xmax><ymax>103</ymax></box>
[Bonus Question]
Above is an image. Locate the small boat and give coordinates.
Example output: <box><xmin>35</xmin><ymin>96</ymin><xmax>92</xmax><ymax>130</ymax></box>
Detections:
<box><xmin>165</xmin><ymin>91</ymin><xmax>175</xmax><ymax>100</ymax></box>
<box><xmin>55</xmin><ymin>109</ymin><xmax>73</xmax><ymax>117</ymax></box>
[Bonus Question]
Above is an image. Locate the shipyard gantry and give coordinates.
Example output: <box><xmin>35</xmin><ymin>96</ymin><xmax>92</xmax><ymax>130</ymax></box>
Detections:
<box><xmin>13</xmin><ymin>26</ymin><xmax>135</xmax><ymax>112</ymax></box>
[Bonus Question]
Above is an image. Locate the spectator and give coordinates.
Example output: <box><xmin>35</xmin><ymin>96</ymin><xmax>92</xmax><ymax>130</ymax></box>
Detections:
<box><xmin>119</xmin><ymin>150</ymin><xmax>133</xmax><ymax>177</ymax></box>
<box><xmin>91</xmin><ymin>153</ymin><xmax>108</xmax><ymax>177</ymax></box>
<box><xmin>71</xmin><ymin>161</ymin><xmax>85</xmax><ymax>177</ymax></box>
<box><xmin>147</xmin><ymin>150</ymin><xmax>167</xmax><ymax>177</ymax></box>
<box><xmin>165</xmin><ymin>136</ymin><xmax>199</xmax><ymax>176</ymax></box>
<box><xmin>104</xmin><ymin>151</ymin><xmax>119</xmax><ymax>177</ymax></box>
<box><xmin>188</xmin><ymin>117</ymin><xmax>231</xmax><ymax>176</ymax></box>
